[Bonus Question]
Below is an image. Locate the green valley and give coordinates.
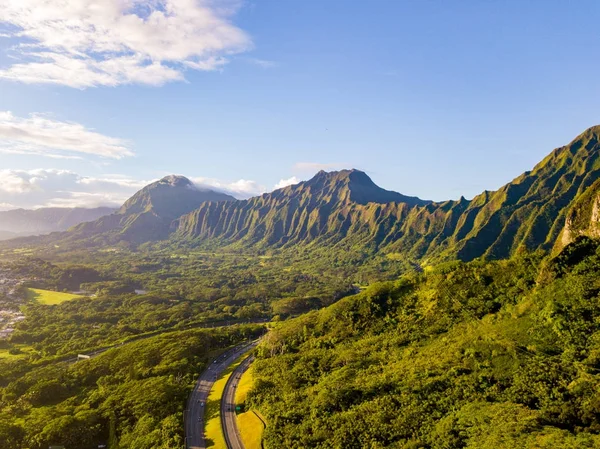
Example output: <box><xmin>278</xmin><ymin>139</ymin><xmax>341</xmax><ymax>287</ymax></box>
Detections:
<box><xmin>2</xmin><ymin>127</ymin><xmax>600</xmax><ymax>448</ymax></box>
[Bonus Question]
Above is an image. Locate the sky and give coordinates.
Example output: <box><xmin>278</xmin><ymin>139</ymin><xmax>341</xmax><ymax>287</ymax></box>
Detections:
<box><xmin>0</xmin><ymin>0</ymin><xmax>599</xmax><ymax>209</ymax></box>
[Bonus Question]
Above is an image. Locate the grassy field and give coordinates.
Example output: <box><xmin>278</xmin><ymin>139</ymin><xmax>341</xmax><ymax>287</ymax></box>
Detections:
<box><xmin>235</xmin><ymin>365</ymin><xmax>264</xmax><ymax>449</ymax></box>
<box><xmin>204</xmin><ymin>355</ymin><xmax>246</xmax><ymax>448</ymax></box>
<box><xmin>236</xmin><ymin>412</ymin><xmax>263</xmax><ymax>449</ymax></box>
<box><xmin>26</xmin><ymin>288</ymin><xmax>83</xmax><ymax>305</ymax></box>
<box><xmin>0</xmin><ymin>344</ymin><xmax>34</xmax><ymax>359</ymax></box>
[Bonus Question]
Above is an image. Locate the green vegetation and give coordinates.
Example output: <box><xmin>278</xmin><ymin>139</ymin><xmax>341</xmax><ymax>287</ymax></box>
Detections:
<box><xmin>1</xmin><ymin>128</ymin><xmax>600</xmax><ymax>448</ymax></box>
<box><xmin>26</xmin><ymin>288</ymin><xmax>83</xmax><ymax>305</ymax></box>
<box><xmin>0</xmin><ymin>325</ymin><xmax>262</xmax><ymax>449</ymax></box>
<box><xmin>247</xmin><ymin>238</ymin><xmax>600</xmax><ymax>448</ymax></box>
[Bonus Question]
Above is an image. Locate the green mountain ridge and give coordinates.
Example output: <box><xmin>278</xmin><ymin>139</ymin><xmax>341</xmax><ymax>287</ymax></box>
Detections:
<box><xmin>7</xmin><ymin>126</ymin><xmax>600</xmax><ymax>264</ymax></box>
<box><xmin>174</xmin><ymin>126</ymin><xmax>600</xmax><ymax>262</ymax></box>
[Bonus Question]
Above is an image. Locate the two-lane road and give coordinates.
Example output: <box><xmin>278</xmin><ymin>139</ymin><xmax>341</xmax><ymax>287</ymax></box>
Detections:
<box><xmin>222</xmin><ymin>355</ymin><xmax>255</xmax><ymax>449</ymax></box>
<box><xmin>185</xmin><ymin>341</ymin><xmax>258</xmax><ymax>449</ymax></box>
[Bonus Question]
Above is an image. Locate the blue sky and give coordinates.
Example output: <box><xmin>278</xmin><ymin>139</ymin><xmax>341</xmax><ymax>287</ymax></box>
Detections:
<box><xmin>0</xmin><ymin>0</ymin><xmax>599</xmax><ymax>208</ymax></box>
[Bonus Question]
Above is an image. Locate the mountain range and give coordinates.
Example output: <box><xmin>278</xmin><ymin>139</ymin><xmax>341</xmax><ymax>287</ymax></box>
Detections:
<box><xmin>0</xmin><ymin>207</ymin><xmax>116</xmax><ymax>240</ymax></box>
<box><xmin>6</xmin><ymin>126</ymin><xmax>600</xmax><ymax>263</ymax></box>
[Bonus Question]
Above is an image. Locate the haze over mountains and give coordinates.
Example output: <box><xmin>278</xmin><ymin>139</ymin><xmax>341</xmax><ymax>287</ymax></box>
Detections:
<box><xmin>6</xmin><ymin>126</ymin><xmax>600</xmax><ymax>264</ymax></box>
<box><xmin>0</xmin><ymin>207</ymin><xmax>116</xmax><ymax>240</ymax></box>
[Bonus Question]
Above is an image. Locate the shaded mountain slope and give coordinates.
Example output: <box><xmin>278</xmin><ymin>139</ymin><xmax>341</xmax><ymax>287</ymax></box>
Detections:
<box><xmin>57</xmin><ymin>175</ymin><xmax>236</xmax><ymax>245</ymax></box>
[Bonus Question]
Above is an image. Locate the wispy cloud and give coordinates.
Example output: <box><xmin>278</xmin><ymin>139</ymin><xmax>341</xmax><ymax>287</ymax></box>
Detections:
<box><xmin>246</xmin><ymin>57</ymin><xmax>278</xmax><ymax>69</ymax></box>
<box><xmin>0</xmin><ymin>168</ymin><xmax>314</xmax><ymax>210</ymax></box>
<box><xmin>0</xmin><ymin>111</ymin><xmax>133</xmax><ymax>159</ymax></box>
<box><xmin>191</xmin><ymin>176</ymin><xmax>267</xmax><ymax>199</ymax></box>
<box><xmin>0</xmin><ymin>0</ymin><xmax>253</xmax><ymax>88</ymax></box>
<box><xmin>0</xmin><ymin>169</ymin><xmax>148</xmax><ymax>208</ymax></box>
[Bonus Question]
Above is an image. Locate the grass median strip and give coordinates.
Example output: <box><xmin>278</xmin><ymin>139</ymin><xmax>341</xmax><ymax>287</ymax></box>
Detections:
<box><xmin>234</xmin><ymin>365</ymin><xmax>265</xmax><ymax>449</ymax></box>
<box><xmin>203</xmin><ymin>353</ymin><xmax>247</xmax><ymax>448</ymax></box>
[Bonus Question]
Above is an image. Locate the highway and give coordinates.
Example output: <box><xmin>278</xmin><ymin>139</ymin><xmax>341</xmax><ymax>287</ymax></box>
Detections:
<box><xmin>222</xmin><ymin>355</ymin><xmax>255</xmax><ymax>449</ymax></box>
<box><xmin>185</xmin><ymin>341</ymin><xmax>258</xmax><ymax>449</ymax></box>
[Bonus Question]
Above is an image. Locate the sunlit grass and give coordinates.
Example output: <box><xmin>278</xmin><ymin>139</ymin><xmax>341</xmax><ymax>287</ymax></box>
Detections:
<box><xmin>235</xmin><ymin>365</ymin><xmax>264</xmax><ymax>449</ymax></box>
<box><xmin>0</xmin><ymin>344</ymin><xmax>33</xmax><ymax>359</ymax></box>
<box><xmin>237</xmin><ymin>411</ymin><xmax>263</xmax><ymax>449</ymax></box>
<box><xmin>204</xmin><ymin>355</ymin><xmax>246</xmax><ymax>448</ymax></box>
<box><xmin>26</xmin><ymin>288</ymin><xmax>83</xmax><ymax>305</ymax></box>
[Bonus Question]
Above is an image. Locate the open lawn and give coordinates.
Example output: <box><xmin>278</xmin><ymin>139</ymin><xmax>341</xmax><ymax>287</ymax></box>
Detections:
<box><xmin>0</xmin><ymin>344</ymin><xmax>34</xmax><ymax>359</ymax></box>
<box><xmin>26</xmin><ymin>288</ymin><xmax>83</xmax><ymax>305</ymax></box>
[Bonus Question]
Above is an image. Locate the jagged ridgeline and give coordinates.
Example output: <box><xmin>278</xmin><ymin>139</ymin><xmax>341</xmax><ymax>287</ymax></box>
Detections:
<box><xmin>8</xmin><ymin>126</ymin><xmax>600</xmax><ymax>262</ymax></box>
<box><xmin>175</xmin><ymin>126</ymin><xmax>600</xmax><ymax>261</ymax></box>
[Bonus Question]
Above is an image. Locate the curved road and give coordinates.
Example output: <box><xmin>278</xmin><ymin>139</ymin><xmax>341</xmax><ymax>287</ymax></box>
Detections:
<box><xmin>222</xmin><ymin>355</ymin><xmax>255</xmax><ymax>449</ymax></box>
<box><xmin>185</xmin><ymin>341</ymin><xmax>258</xmax><ymax>449</ymax></box>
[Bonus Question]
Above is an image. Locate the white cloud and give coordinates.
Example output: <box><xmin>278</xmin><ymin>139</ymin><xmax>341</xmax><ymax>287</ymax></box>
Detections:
<box><xmin>274</xmin><ymin>176</ymin><xmax>299</xmax><ymax>189</ymax></box>
<box><xmin>293</xmin><ymin>162</ymin><xmax>347</xmax><ymax>172</ymax></box>
<box><xmin>0</xmin><ymin>169</ymin><xmax>148</xmax><ymax>208</ymax></box>
<box><xmin>0</xmin><ymin>0</ymin><xmax>252</xmax><ymax>88</ymax></box>
<box><xmin>191</xmin><ymin>176</ymin><xmax>266</xmax><ymax>198</ymax></box>
<box><xmin>0</xmin><ymin>111</ymin><xmax>133</xmax><ymax>159</ymax></box>
<box><xmin>0</xmin><ymin>169</ymin><xmax>311</xmax><ymax>210</ymax></box>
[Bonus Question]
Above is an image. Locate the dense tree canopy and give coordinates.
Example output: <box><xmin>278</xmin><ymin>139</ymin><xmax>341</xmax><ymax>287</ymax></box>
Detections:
<box><xmin>248</xmin><ymin>238</ymin><xmax>600</xmax><ymax>448</ymax></box>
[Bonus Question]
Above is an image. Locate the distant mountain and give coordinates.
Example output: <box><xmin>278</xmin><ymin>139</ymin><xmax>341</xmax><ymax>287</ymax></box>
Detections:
<box><xmin>62</xmin><ymin>175</ymin><xmax>236</xmax><ymax>245</ymax></box>
<box><xmin>0</xmin><ymin>207</ymin><xmax>116</xmax><ymax>239</ymax></box>
<box><xmin>7</xmin><ymin>126</ymin><xmax>600</xmax><ymax>263</ymax></box>
<box><xmin>175</xmin><ymin>126</ymin><xmax>600</xmax><ymax>262</ymax></box>
<box><xmin>175</xmin><ymin>169</ymin><xmax>429</xmax><ymax>247</ymax></box>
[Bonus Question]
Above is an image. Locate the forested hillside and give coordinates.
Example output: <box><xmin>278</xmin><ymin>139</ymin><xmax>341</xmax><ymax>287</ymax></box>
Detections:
<box><xmin>0</xmin><ymin>325</ymin><xmax>262</xmax><ymax>448</ymax></box>
<box><xmin>248</xmin><ymin>237</ymin><xmax>600</xmax><ymax>448</ymax></box>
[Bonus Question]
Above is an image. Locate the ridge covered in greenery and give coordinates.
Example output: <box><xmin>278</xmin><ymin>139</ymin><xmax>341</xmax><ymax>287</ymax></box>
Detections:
<box><xmin>175</xmin><ymin>126</ymin><xmax>600</xmax><ymax>263</ymax></box>
<box><xmin>6</xmin><ymin>126</ymin><xmax>600</xmax><ymax>269</ymax></box>
<box><xmin>248</xmin><ymin>237</ymin><xmax>600</xmax><ymax>448</ymax></box>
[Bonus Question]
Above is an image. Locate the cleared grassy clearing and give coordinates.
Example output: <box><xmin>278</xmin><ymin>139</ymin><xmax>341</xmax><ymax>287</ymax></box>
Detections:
<box><xmin>0</xmin><ymin>344</ymin><xmax>34</xmax><ymax>359</ymax></box>
<box><xmin>26</xmin><ymin>288</ymin><xmax>83</xmax><ymax>305</ymax></box>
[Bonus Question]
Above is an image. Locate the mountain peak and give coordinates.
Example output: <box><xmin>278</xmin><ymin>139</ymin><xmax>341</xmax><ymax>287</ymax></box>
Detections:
<box><xmin>155</xmin><ymin>175</ymin><xmax>196</xmax><ymax>189</ymax></box>
<box><xmin>300</xmin><ymin>168</ymin><xmax>428</xmax><ymax>206</ymax></box>
<box><xmin>118</xmin><ymin>175</ymin><xmax>234</xmax><ymax>219</ymax></box>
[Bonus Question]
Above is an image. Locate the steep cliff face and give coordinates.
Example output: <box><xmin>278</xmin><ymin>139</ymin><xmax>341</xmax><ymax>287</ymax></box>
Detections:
<box><xmin>176</xmin><ymin>126</ymin><xmax>600</xmax><ymax>262</ymax></box>
<box><xmin>557</xmin><ymin>178</ymin><xmax>600</xmax><ymax>249</ymax></box>
<box><xmin>174</xmin><ymin>169</ymin><xmax>427</xmax><ymax>248</ymax></box>
<box><xmin>417</xmin><ymin>125</ymin><xmax>600</xmax><ymax>261</ymax></box>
